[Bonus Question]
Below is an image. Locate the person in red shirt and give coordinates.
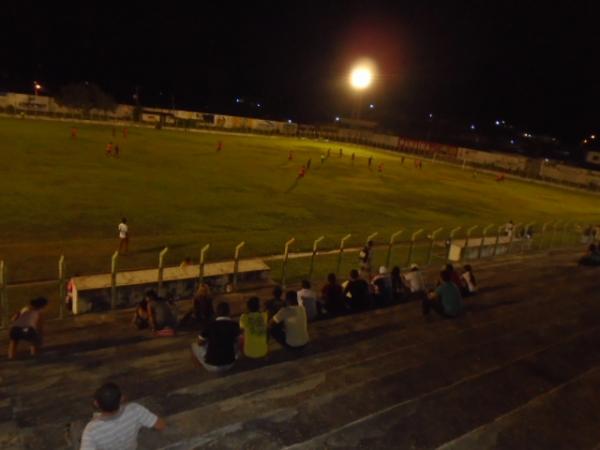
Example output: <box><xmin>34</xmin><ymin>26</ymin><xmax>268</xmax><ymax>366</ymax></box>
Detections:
<box><xmin>216</xmin><ymin>140</ymin><xmax>223</xmax><ymax>152</ymax></box>
<box><xmin>106</xmin><ymin>142</ymin><xmax>113</xmax><ymax>157</ymax></box>
<box><xmin>71</xmin><ymin>127</ymin><xmax>78</xmax><ymax>139</ymax></box>
<box><xmin>298</xmin><ymin>165</ymin><xmax>306</xmax><ymax>178</ymax></box>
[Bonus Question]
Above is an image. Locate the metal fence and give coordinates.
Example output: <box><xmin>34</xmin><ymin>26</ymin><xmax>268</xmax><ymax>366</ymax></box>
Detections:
<box><xmin>0</xmin><ymin>219</ymin><xmax>594</xmax><ymax>328</ymax></box>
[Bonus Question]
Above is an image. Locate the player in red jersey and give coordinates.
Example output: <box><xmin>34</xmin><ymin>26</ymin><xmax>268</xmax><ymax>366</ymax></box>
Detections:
<box><xmin>298</xmin><ymin>165</ymin><xmax>306</xmax><ymax>178</ymax></box>
<box><xmin>71</xmin><ymin>127</ymin><xmax>78</xmax><ymax>139</ymax></box>
<box><xmin>216</xmin><ymin>140</ymin><xmax>223</xmax><ymax>152</ymax></box>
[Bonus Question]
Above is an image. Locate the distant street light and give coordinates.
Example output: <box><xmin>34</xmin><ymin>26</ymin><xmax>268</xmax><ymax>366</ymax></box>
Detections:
<box><xmin>470</xmin><ymin>124</ymin><xmax>476</xmax><ymax>130</ymax></box>
<box><xmin>591</xmin><ymin>134</ymin><xmax>596</xmax><ymax>139</ymax></box>
<box><xmin>335</xmin><ymin>116</ymin><xmax>341</xmax><ymax>122</ymax></box>
<box><xmin>369</xmin><ymin>103</ymin><xmax>375</xmax><ymax>109</ymax></box>
<box><xmin>349</xmin><ymin>66</ymin><xmax>373</xmax><ymax>90</ymax></box>
<box><xmin>33</xmin><ymin>81</ymin><xmax>42</xmax><ymax>96</ymax></box>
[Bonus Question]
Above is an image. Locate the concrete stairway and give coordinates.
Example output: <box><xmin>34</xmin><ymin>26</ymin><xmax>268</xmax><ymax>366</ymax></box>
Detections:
<box><xmin>1</xmin><ymin>248</ymin><xmax>599</xmax><ymax>449</ymax></box>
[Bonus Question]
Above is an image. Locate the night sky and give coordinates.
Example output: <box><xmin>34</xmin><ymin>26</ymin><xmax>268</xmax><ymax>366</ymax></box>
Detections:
<box><xmin>2</xmin><ymin>1</ymin><xmax>598</xmax><ymax>143</ymax></box>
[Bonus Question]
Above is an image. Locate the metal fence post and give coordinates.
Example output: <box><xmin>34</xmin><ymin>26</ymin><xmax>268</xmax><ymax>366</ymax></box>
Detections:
<box><xmin>493</xmin><ymin>226</ymin><xmax>503</xmax><ymax>257</ymax></box>
<box><xmin>464</xmin><ymin>225</ymin><xmax>479</xmax><ymax>261</ymax></box>
<box><xmin>549</xmin><ymin>221</ymin><xmax>561</xmax><ymax>249</ymax></box>
<box><xmin>110</xmin><ymin>251</ymin><xmax>119</xmax><ymax>309</ymax></box>
<box><xmin>233</xmin><ymin>241</ymin><xmax>245</xmax><ymax>290</ymax></box>
<box><xmin>539</xmin><ymin>221</ymin><xmax>553</xmax><ymax>250</ymax></box>
<box><xmin>0</xmin><ymin>261</ymin><xmax>7</xmax><ymax>329</ymax></box>
<box><xmin>522</xmin><ymin>221</ymin><xmax>535</xmax><ymax>253</ymax></box>
<box><xmin>336</xmin><ymin>234</ymin><xmax>352</xmax><ymax>278</ymax></box>
<box><xmin>426</xmin><ymin>228</ymin><xmax>444</xmax><ymax>265</ymax></box>
<box><xmin>560</xmin><ymin>221</ymin><xmax>571</xmax><ymax>247</ymax></box>
<box><xmin>308</xmin><ymin>236</ymin><xmax>325</xmax><ymax>281</ymax></box>
<box><xmin>366</xmin><ymin>232</ymin><xmax>378</xmax><ymax>245</ymax></box>
<box><xmin>446</xmin><ymin>227</ymin><xmax>462</xmax><ymax>261</ymax></box>
<box><xmin>281</xmin><ymin>238</ymin><xmax>296</xmax><ymax>289</ymax></box>
<box><xmin>199</xmin><ymin>244</ymin><xmax>210</xmax><ymax>284</ymax></box>
<box><xmin>406</xmin><ymin>229</ymin><xmax>424</xmax><ymax>266</ymax></box>
<box><xmin>58</xmin><ymin>255</ymin><xmax>65</xmax><ymax>319</ymax></box>
<box><xmin>158</xmin><ymin>247</ymin><xmax>169</xmax><ymax>295</ymax></box>
<box><xmin>508</xmin><ymin>223</ymin><xmax>522</xmax><ymax>254</ymax></box>
<box><xmin>478</xmin><ymin>224</ymin><xmax>494</xmax><ymax>259</ymax></box>
<box><xmin>386</xmin><ymin>230</ymin><xmax>403</xmax><ymax>268</ymax></box>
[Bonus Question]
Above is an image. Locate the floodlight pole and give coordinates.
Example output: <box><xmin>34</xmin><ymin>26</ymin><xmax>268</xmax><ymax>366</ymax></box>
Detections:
<box><xmin>58</xmin><ymin>255</ymin><xmax>66</xmax><ymax>319</ymax></box>
<box><xmin>426</xmin><ymin>228</ymin><xmax>444</xmax><ymax>265</ymax></box>
<box><xmin>199</xmin><ymin>244</ymin><xmax>210</xmax><ymax>284</ymax></box>
<box><xmin>233</xmin><ymin>241</ymin><xmax>245</xmax><ymax>290</ymax></box>
<box><xmin>281</xmin><ymin>238</ymin><xmax>296</xmax><ymax>289</ymax></box>
<box><xmin>478</xmin><ymin>224</ymin><xmax>494</xmax><ymax>259</ymax></box>
<box><xmin>158</xmin><ymin>247</ymin><xmax>169</xmax><ymax>295</ymax></box>
<box><xmin>386</xmin><ymin>230</ymin><xmax>403</xmax><ymax>268</ymax></box>
<box><xmin>336</xmin><ymin>234</ymin><xmax>352</xmax><ymax>278</ymax></box>
<box><xmin>110</xmin><ymin>251</ymin><xmax>119</xmax><ymax>309</ymax></box>
<box><xmin>406</xmin><ymin>229</ymin><xmax>424</xmax><ymax>267</ymax></box>
<box><xmin>308</xmin><ymin>236</ymin><xmax>325</xmax><ymax>281</ymax></box>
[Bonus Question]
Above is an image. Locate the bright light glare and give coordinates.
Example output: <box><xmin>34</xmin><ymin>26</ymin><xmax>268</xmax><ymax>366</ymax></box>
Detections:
<box><xmin>350</xmin><ymin>67</ymin><xmax>373</xmax><ymax>90</ymax></box>
<box><xmin>335</xmin><ymin>116</ymin><xmax>340</xmax><ymax>122</ymax></box>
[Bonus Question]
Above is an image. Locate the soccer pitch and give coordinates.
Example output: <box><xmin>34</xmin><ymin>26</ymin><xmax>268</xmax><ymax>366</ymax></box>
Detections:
<box><xmin>1</xmin><ymin>116</ymin><xmax>599</xmax><ymax>283</ymax></box>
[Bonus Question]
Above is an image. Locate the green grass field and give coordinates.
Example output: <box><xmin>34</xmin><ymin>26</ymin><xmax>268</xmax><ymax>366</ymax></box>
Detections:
<box><xmin>1</xmin><ymin>116</ymin><xmax>599</xmax><ymax>285</ymax></box>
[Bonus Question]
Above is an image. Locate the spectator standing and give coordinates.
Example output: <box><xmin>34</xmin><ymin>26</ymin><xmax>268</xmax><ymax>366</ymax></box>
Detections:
<box><xmin>239</xmin><ymin>297</ymin><xmax>268</xmax><ymax>359</ymax></box>
<box><xmin>7</xmin><ymin>297</ymin><xmax>47</xmax><ymax>360</ymax></box>
<box><xmin>320</xmin><ymin>273</ymin><xmax>346</xmax><ymax>316</ymax></box>
<box><xmin>344</xmin><ymin>269</ymin><xmax>371</xmax><ymax>311</ymax></box>
<box><xmin>191</xmin><ymin>302</ymin><xmax>241</xmax><ymax>372</ymax></box>
<box><xmin>359</xmin><ymin>240</ymin><xmax>374</xmax><ymax>277</ymax></box>
<box><xmin>80</xmin><ymin>382</ymin><xmax>166</xmax><ymax>450</ymax></box>
<box><xmin>270</xmin><ymin>291</ymin><xmax>309</xmax><ymax>349</ymax></box>
<box><xmin>423</xmin><ymin>270</ymin><xmax>463</xmax><ymax>318</ymax></box>
<box><xmin>191</xmin><ymin>284</ymin><xmax>214</xmax><ymax>330</ymax></box>
<box><xmin>297</xmin><ymin>279</ymin><xmax>318</xmax><ymax>321</ymax></box>
<box><xmin>118</xmin><ymin>218</ymin><xmax>129</xmax><ymax>254</ymax></box>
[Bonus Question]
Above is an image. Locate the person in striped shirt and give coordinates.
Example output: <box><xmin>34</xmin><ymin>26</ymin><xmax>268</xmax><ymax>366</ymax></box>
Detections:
<box><xmin>80</xmin><ymin>382</ymin><xmax>166</xmax><ymax>450</ymax></box>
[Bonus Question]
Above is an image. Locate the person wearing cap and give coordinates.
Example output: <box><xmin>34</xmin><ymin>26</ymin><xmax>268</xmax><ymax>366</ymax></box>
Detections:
<box><xmin>371</xmin><ymin>266</ymin><xmax>393</xmax><ymax>307</ymax></box>
<box><xmin>403</xmin><ymin>264</ymin><xmax>426</xmax><ymax>299</ymax></box>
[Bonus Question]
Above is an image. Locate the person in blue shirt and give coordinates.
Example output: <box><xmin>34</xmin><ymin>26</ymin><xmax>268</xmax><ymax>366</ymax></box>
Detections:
<box><xmin>422</xmin><ymin>270</ymin><xmax>463</xmax><ymax>318</ymax></box>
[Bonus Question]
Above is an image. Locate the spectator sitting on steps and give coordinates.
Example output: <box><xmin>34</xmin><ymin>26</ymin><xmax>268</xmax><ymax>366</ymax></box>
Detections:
<box><xmin>265</xmin><ymin>286</ymin><xmax>284</xmax><ymax>320</ymax></box>
<box><xmin>371</xmin><ymin>266</ymin><xmax>393</xmax><ymax>307</ymax></box>
<box><xmin>344</xmin><ymin>269</ymin><xmax>371</xmax><ymax>311</ymax></box>
<box><xmin>270</xmin><ymin>290</ymin><xmax>310</xmax><ymax>350</ymax></box>
<box><xmin>403</xmin><ymin>264</ymin><xmax>426</xmax><ymax>299</ymax></box>
<box><xmin>80</xmin><ymin>382</ymin><xmax>166</xmax><ymax>450</ymax></box>
<box><xmin>191</xmin><ymin>301</ymin><xmax>241</xmax><ymax>372</ymax></box>
<box><xmin>579</xmin><ymin>244</ymin><xmax>600</xmax><ymax>266</ymax></box>
<box><xmin>461</xmin><ymin>264</ymin><xmax>478</xmax><ymax>296</ymax></box>
<box><xmin>7</xmin><ymin>297</ymin><xmax>48</xmax><ymax>360</ymax></box>
<box><xmin>423</xmin><ymin>270</ymin><xmax>464</xmax><ymax>318</ymax></box>
<box><xmin>320</xmin><ymin>273</ymin><xmax>346</xmax><ymax>316</ymax></box>
<box><xmin>146</xmin><ymin>290</ymin><xmax>177</xmax><ymax>336</ymax></box>
<box><xmin>239</xmin><ymin>297</ymin><xmax>268</xmax><ymax>359</ymax></box>
<box><xmin>297</xmin><ymin>279</ymin><xmax>318</xmax><ymax>321</ymax></box>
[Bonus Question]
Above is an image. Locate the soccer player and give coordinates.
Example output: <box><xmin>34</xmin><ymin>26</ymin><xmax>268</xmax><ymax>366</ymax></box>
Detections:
<box><xmin>118</xmin><ymin>218</ymin><xmax>129</xmax><ymax>254</ymax></box>
<box><xmin>368</xmin><ymin>156</ymin><xmax>373</xmax><ymax>168</ymax></box>
<box><xmin>114</xmin><ymin>144</ymin><xmax>120</xmax><ymax>158</ymax></box>
<box><xmin>307</xmin><ymin>158</ymin><xmax>312</xmax><ymax>170</ymax></box>
<box><xmin>351</xmin><ymin>152</ymin><xmax>355</xmax><ymax>162</ymax></box>
<box><xmin>298</xmin><ymin>165</ymin><xmax>306</xmax><ymax>178</ymax></box>
<box><xmin>70</xmin><ymin>127</ymin><xmax>78</xmax><ymax>139</ymax></box>
<box><xmin>401</xmin><ymin>156</ymin><xmax>405</xmax><ymax>165</ymax></box>
<box><xmin>339</xmin><ymin>148</ymin><xmax>343</xmax><ymax>158</ymax></box>
<box><xmin>288</xmin><ymin>150</ymin><xmax>293</xmax><ymax>161</ymax></box>
<box><xmin>377</xmin><ymin>163</ymin><xmax>383</xmax><ymax>173</ymax></box>
<box><xmin>216</xmin><ymin>140</ymin><xmax>223</xmax><ymax>152</ymax></box>
<box><xmin>320</xmin><ymin>154</ymin><xmax>325</xmax><ymax>164</ymax></box>
<box><xmin>123</xmin><ymin>127</ymin><xmax>128</xmax><ymax>139</ymax></box>
<box><xmin>106</xmin><ymin>142</ymin><xmax>113</xmax><ymax>157</ymax></box>
<box><xmin>327</xmin><ymin>148</ymin><xmax>331</xmax><ymax>158</ymax></box>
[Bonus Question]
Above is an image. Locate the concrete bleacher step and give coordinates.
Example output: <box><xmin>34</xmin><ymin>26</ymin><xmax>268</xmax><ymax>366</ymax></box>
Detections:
<box><xmin>5</xmin><ymin>268</ymin><xmax>600</xmax><ymax>448</ymax></box>
<box><xmin>6</xmin><ymin>268</ymin><xmax>594</xmax><ymax>432</ymax></box>
<box><xmin>201</xmin><ymin>325</ymin><xmax>600</xmax><ymax>450</ymax></box>
<box><xmin>130</xmin><ymin>300</ymin><xmax>600</xmax><ymax>449</ymax></box>
<box><xmin>438</xmin><ymin>366</ymin><xmax>600</xmax><ymax>450</ymax></box>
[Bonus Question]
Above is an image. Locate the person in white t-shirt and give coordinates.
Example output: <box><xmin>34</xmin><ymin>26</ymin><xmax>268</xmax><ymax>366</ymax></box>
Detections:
<box><xmin>270</xmin><ymin>290</ymin><xmax>309</xmax><ymax>349</ymax></box>
<box><xmin>403</xmin><ymin>264</ymin><xmax>426</xmax><ymax>298</ymax></box>
<box><xmin>80</xmin><ymin>382</ymin><xmax>165</xmax><ymax>450</ymax></box>
<box><xmin>296</xmin><ymin>279</ymin><xmax>318</xmax><ymax>321</ymax></box>
<box><xmin>118</xmin><ymin>218</ymin><xmax>129</xmax><ymax>254</ymax></box>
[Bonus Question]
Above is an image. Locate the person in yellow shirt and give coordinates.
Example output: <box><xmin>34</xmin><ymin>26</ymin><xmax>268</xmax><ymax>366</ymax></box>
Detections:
<box><xmin>239</xmin><ymin>297</ymin><xmax>268</xmax><ymax>358</ymax></box>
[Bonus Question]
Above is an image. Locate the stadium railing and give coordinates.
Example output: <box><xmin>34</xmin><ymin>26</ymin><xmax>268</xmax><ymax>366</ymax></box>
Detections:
<box><xmin>0</xmin><ymin>220</ymin><xmax>594</xmax><ymax>328</ymax></box>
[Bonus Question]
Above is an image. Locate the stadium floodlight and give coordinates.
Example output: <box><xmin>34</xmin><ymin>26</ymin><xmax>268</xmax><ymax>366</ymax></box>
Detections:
<box><xmin>335</xmin><ymin>116</ymin><xmax>341</xmax><ymax>122</ymax></box>
<box><xmin>470</xmin><ymin>124</ymin><xmax>476</xmax><ymax>130</ymax></box>
<box><xmin>33</xmin><ymin>81</ymin><xmax>42</xmax><ymax>95</ymax></box>
<box><xmin>495</xmin><ymin>120</ymin><xmax>500</xmax><ymax>126</ymax></box>
<box><xmin>591</xmin><ymin>134</ymin><xmax>596</xmax><ymax>139</ymax></box>
<box><xmin>349</xmin><ymin>63</ymin><xmax>374</xmax><ymax>90</ymax></box>
<box><xmin>369</xmin><ymin>103</ymin><xmax>375</xmax><ymax>109</ymax></box>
